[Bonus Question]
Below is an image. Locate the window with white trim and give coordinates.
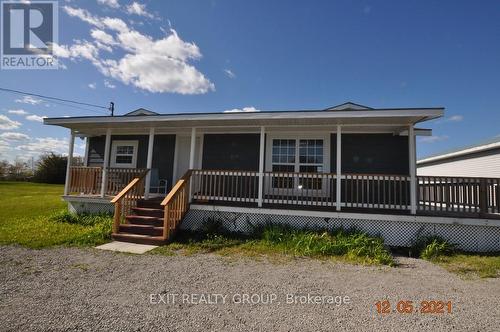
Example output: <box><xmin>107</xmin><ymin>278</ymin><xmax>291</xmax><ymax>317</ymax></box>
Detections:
<box><xmin>272</xmin><ymin>139</ymin><xmax>296</xmax><ymax>189</ymax></box>
<box><xmin>110</xmin><ymin>140</ymin><xmax>138</xmax><ymax>168</ymax></box>
<box><xmin>298</xmin><ymin>139</ymin><xmax>324</xmax><ymax>189</ymax></box>
<box><xmin>270</xmin><ymin>138</ymin><xmax>326</xmax><ymax>190</ymax></box>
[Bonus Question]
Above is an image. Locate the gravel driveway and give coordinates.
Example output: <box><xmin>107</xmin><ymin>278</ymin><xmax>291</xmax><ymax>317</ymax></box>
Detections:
<box><xmin>1</xmin><ymin>245</ymin><xmax>499</xmax><ymax>331</ymax></box>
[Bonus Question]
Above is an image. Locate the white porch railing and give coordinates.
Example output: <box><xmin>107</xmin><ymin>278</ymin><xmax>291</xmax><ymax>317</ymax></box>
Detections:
<box><xmin>190</xmin><ymin>170</ymin><xmax>411</xmax><ymax>210</ymax></box>
<box><xmin>68</xmin><ymin>167</ymin><xmax>500</xmax><ymax>218</ymax></box>
<box><xmin>191</xmin><ymin>170</ymin><xmax>259</xmax><ymax>203</ymax></box>
<box><xmin>342</xmin><ymin>174</ymin><xmax>411</xmax><ymax>210</ymax></box>
<box><xmin>262</xmin><ymin>171</ymin><xmax>337</xmax><ymax>207</ymax></box>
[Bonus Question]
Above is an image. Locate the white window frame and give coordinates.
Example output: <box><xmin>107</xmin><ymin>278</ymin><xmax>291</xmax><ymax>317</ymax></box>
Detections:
<box><xmin>265</xmin><ymin>133</ymin><xmax>330</xmax><ymax>195</ymax></box>
<box><xmin>266</xmin><ymin>133</ymin><xmax>330</xmax><ymax>172</ymax></box>
<box><xmin>110</xmin><ymin>140</ymin><xmax>139</xmax><ymax>168</ymax></box>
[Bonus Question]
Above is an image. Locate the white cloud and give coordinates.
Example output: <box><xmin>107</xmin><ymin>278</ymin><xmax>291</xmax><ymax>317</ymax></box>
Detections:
<box><xmin>7</xmin><ymin>109</ymin><xmax>28</xmax><ymax>115</ymax></box>
<box><xmin>90</xmin><ymin>29</ymin><xmax>117</xmax><ymax>46</ymax></box>
<box><xmin>88</xmin><ymin>82</ymin><xmax>97</xmax><ymax>89</ymax></box>
<box><xmin>419</xmin><ymin>135</ymin><xmax>449</xmax><ymax>143</ymax></box>
<box><xmin>0</xmin><ymin>132</ymin><xmax>29</xmax><ymax>141</ymax></box>
<box><xmin>0</xmin><ymin>115</ymin><xmax>21</xmax><ymax>130</ymax></box>
<box><xmin>60</xmin><ymin>6</ymin><xmax>214</xmax><ymax>94</ymax></box>
<box><xmin>25</xmin><ymin>115</ymin><xmax>47</xmax><ymax>122</ymax></box>
<box><xmin>16</xmin><ymin>137</ymin><xmax>69</xmax><ymax>155</ymax></box>
<box><xmin>447</xmin><ymin>115</ymin><xmax>463</xmax><ymax>122</ymax></box>
<box><xmin>224</xmin><ymin>106</ymin><xmax>260</xmax><ymax>113</ymax></box>
<box><xmin>435</xmin><ymin>114</ymin><xmax>464</xmax><ymax>124</ymax></box>
<box><xmin>97</xmin><ymin>0</ymin><xmax>119</xmax><ymax>8</ymax></box>
<box><xmin>15</xmin><ymin>95</ymin><xmax>43</xmax><ymax>105</ymax></box>
<box><xmin>104</xmin><ymin>80</ymin><xmax>116</xmax><ymax>88</ymax></box>
<box><xmin>224</xmin><ymin>69</ymin><xmax>236</xmax><ymax>78</ymax></box>
<box><xmin>63</xmin><ymin>6</ymin><xmax>103</xmax><ymax>27</ymax></box>
<box><xmin>126</xmin><ymin>2</ymin><xmax>154</xmax><ymax>18</ymax></box>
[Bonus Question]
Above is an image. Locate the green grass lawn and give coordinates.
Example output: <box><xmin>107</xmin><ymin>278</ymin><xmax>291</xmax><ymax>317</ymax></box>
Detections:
<box><xmin>0</xmin><ymin>181</ymin><xmax>111</xmax><ymax>248</ymax></box>
<box><xmin>1</xmin><ymin>182</ymin><xmax>498</xmax><ymax>276</ymax></box>
<box><xmin>429</xmin><ymin>254</ymin><xmax>500</xmax><ymax>279</ymax></box>
<box><xmin>152</xmin><ymin>224</ymin><xmax>395</xmax><ymax>266</ymax></box>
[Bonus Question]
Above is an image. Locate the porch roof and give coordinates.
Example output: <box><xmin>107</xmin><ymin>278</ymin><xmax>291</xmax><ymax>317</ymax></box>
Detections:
<box><xmin>44</xmin><ymin>107</ymin><xmax>444</xmax><ymax>134</ymax></box>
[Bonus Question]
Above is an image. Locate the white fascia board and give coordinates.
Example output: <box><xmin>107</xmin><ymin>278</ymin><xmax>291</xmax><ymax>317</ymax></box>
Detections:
<box><xmin>418</xmin><ymin>141</ymin><xmax>500</xmax><ymax>164</ymax></box>
<box><xmin>44</xmin><ymin>108</ymin><xmax>444</xmax><ymax>126</ymax></box>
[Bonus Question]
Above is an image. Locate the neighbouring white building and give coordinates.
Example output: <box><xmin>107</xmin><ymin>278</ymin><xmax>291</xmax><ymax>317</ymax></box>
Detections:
<box><xmin>417</xmin><ymin>136</ymin><xmax>500</xmax><ymax>178</ymax></box>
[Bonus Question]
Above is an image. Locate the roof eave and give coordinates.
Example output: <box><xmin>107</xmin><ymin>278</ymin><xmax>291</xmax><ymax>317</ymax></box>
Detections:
<box><xmin>418</xmin><ymin>141</ymin><xmax>500</xmax><ymax>165</ymax></box>
<box><xmin>44</xmin><ymin>108</ymin><xmax>445</xmax><ymax>127</ymax></box>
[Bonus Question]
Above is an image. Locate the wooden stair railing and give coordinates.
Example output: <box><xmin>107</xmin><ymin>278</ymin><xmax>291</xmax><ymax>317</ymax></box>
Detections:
<box><xmin>111</xmin><ymin>169</ymin><xmax>150</xmax><ymax>234</ymax></box>
<box><xmin>160</xmin><ymin>170</ymin><xmax>192</xmax><ymax>241</ymax></box>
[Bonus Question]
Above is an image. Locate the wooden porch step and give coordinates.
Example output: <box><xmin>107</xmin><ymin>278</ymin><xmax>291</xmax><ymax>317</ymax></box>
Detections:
<box><xmin>126</xmin><ymin>215</ymin><xmax>163</xmax><ymax>227</ymax></box>
<box><xmin>137</xmin><ymin>199</ymin><xmax>163</xmax><ymax>209</ymax></box>
<box><xmin>119</xmin><ymin>224</ymin><xmax>164</xmax><ymax>236</ymax></box>
<box><xmin>131</xmin><ymin>207</ymin><xmax>163</xmax><ymax>218</ymax></box>
<box><xmin>111</xmin><ymin>233</ymin><xmax>166</xmax><ymax>246</ymax></box>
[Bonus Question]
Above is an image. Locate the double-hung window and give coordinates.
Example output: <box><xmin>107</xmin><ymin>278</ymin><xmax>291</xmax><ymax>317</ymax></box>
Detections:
<box><xmin>110</xmin><ymin>140</ymin><xmax>138</xmax><ymax>168</ymax></box>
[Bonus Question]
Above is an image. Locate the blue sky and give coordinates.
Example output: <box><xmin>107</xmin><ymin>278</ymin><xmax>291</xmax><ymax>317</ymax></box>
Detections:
<box><xmin>1</xmin><ymin>0</ymin><xmax>499</xmax><ymax>161</ymax></box>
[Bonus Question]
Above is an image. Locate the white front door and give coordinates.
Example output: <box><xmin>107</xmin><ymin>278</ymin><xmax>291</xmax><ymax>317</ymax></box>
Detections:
<box><xmin>174</xmin><ymin>135</ymin><xmax>201</xmax><ymax>182</ymax></box>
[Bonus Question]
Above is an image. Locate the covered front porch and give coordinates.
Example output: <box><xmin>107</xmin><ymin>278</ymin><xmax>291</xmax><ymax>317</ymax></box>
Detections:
<box><xmin>63</xmin><ymin>123</ymin><xmax>499</xmax><ymax>219</ymax></box>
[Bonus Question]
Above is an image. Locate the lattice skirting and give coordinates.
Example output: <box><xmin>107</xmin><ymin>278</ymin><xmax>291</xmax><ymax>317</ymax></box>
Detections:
<box><xmin>67</xmin><ymin>200</ymin><xmax>114</xmax><ymax>214</ymax></box>
<box><xmin>182</xmin><ymin>206</ymin><xmax>500</xmax><ymax>252</ymax></box>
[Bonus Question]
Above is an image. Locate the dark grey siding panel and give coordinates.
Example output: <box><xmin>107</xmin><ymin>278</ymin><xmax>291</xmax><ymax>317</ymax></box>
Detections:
<box><xmin>152</xmin><ymin>135</ymin><xmax>175</xmax><ymax>190</ymax></box>
<box><xmin>87</xmin><ymin>134</ymin><xmax>175</xmax><ymax>189</ymax></box>
<box><xmin>202</xmin><ymin>134</ymin><xmax>260</xmax><ymax>171</ymax></box>
<box><xmin>331</xmin><ymin>134</ymin><xmax>409</xmax><ymax>175</ymax></box>
<box><xmin>86</xmin><ymin>135</ymin><xmax>150</xmax><ymax>169</ymax></box>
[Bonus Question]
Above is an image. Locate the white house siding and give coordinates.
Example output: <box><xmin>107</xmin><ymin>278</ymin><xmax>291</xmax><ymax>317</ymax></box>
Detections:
<box><xmin>417</xmin><ymin>149</ymin><xmax>500</xmax><ymax>178</ymax></box>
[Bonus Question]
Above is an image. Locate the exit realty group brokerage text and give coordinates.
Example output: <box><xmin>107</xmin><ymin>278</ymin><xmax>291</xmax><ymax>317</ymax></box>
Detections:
<box><xmin>150</xmin><ymin>292</ymin><xmax>352</xmax><ymax>306</ymax></box>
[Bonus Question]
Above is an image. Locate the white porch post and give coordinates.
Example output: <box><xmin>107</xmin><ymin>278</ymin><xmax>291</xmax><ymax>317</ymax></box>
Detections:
<box><xmin>189</xmin><ymin>127</ymin><xmax>197</xmax><ymax>169</ymax></box>
<box><xmin>409</xmin><ymin>125</ymin><xmax>417</xmax><ymax>214</ymax></box>
<box><xmin>258</xmin><ymin>126</ymin><xmax>265</xmax><ymax>207</ymax></box>
<box><xmin>63</xmin><ymin>130</ymin><xmax>75</xmax><ymax>196</ymax></box>
<box><xmin>144</xmin><ymin>127</ymin><xmax>155</xmax><ymax>199</ymax></box>
<box><xmin>188</xmin><ymin>127</ymin><xmax>197</xmax><ymax>202</ymax></box>
<box><xmin>83</xmin><ymin>137</ymin><xmax>89</xmax><ymax>166</ymax></box>
<box><xmin>336</xmin><ymin>125</ymin><xmax>342</xmax><ymax>211</ymax></box>
<box><xmin>100</xmin><ymin>128</ymin><xmax>112</xmax><ymax>197</ymax></box>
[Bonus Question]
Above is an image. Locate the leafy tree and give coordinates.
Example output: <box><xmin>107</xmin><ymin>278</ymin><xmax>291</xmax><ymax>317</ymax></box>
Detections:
<box><xmin>33</xmin><ymin>153</ymin><xmax>67</xmax><ymax>184</ymax></box>
<box><xmin>0</xmin><ymin>160</ymin><xmax>9</xmax><ymax>179</ymax></box>
<box><xmin>7</xmin><ymin>159</ymin><xmax>31</xmax><ymax>181</ymax></box>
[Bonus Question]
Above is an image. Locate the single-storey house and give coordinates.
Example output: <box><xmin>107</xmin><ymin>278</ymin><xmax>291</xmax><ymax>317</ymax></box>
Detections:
<box><xmin>44</xmin><ymin>102</ymin><xmax>500</xmax><ymax>251</ymax></box>
<box><xmin>418</xmin><ymin>136</ymin><xmax>500</xmax><ymax>178</ymax></box>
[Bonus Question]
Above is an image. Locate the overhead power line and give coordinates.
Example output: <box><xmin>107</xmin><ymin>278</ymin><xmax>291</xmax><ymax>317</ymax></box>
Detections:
<box><xmin>0</xmin><ymin>87</ymin><xmax>114</xmax><ymax>115</ymax></box>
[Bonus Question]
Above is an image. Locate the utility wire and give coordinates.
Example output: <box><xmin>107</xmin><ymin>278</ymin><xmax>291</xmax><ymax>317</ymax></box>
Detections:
<box><xmin>0</xmin><ymin>87</ymin><xmax>111</xmax><ymax>114</ymax></box>
<box><xmin>42</xmin><ymin>98</ymin><xmax>109</xmax><ymax>115</ymax></box>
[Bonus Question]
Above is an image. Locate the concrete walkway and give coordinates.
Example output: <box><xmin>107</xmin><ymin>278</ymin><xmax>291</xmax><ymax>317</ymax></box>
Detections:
<box><xmin>95</xmin><ymin>241</ymin><xmax>158</xmax><ymax>254</ymax></box>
